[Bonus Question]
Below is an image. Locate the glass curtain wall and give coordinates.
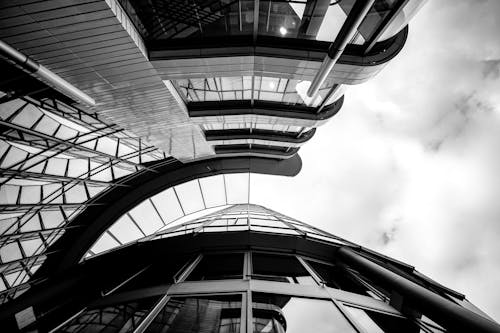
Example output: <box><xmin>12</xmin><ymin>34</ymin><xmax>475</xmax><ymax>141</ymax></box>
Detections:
<box><xmin>54</xmin><ymin>248</ymin><xmax>441</xmax><ymax>332</ymax></box>
<box><xmin>131</xmin><ymin>0</ymin><xmax>417</xmax><ymax>46</ymax></box>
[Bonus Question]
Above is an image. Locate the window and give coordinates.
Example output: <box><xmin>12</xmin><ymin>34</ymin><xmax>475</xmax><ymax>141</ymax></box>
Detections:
<box><xmin>307</xmin><ymin>260</ymin><xmax>389</xmax><ymax>300</ymax></box>
<box><xmin>186</xmin><ymin>253</ymin><xmax>244</xmax><ymax>281</ymax></box>
<box><xmin>344</xmin><ymin>306</ymin><xmax>422</xmax><ymax>333</ymax></box>
<box><xmin>174</xmin><ymin>76</ymin><xmax>336</xmax><ymax>107</ymax></box>
<box><xmin>145</xmin><ymin>295</ymin><xmax>242</xmax><ymax>333</ymax></box>
<box><xmin>59</xmin><ymin>296</ymin><xmax>160</xmax><ymax>333</ymax></box>
<box><xmin>252</xmin><ymin>253</ymin><xmax>316</xmax><ymax>285</ymax></box>
<box><xmin>252</xmin><ymin>293</ymin><xmax>356</xmax><ymax>333</ymax></box>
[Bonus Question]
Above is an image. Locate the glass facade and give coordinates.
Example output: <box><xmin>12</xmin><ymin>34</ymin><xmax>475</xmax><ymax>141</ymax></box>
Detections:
<box><xmin>186</xmin><ymin>253</ymin><xmax>244</xmax><ymax>281</ymax></box>
<box><xmin>58</xmin><ymin>296</ymin><xmax>161</xmax><ymax>332</ymax></box>
<box><xmin>87</xmin><ymin>202</ymin><xmax>355</xmax><ymax>260</ymax></box>
<box><xmin>128</xmin><ymin>0</ymin><xmax>416</xmax><ymax>46</ymax></box>
<box><xmin>201</xmin><ymin>123</ymin><xmax>307</xmax><ymax>135</ymax></box>
<box><xmin>146</xmin><ymin>295</ymin><xmax>242</xmax><ymax>333</ymax></box>
<box><xmin>174</xmin><ymin>76</ymin><xmax>336</xmax><ymax>107</ymax></box>
<box><xmin>252</xmin><ymin>253</ymin><xmax>317</xmax><ymax>285</ymax></box>
<box><xmin>252</xmin><ymin>293</ymin><xmax>355</xmax><ymax>333</ymax></box>
<box><xmin>37</xmin><ymin>239</ymin><xmax>448</xmax><ymax>332</ymax></box>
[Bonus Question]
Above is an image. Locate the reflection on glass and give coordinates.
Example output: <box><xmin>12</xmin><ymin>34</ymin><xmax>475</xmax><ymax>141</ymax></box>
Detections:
<box><xmin>252</xmin><ymin>253</ymin><xmax>316</xmax><ymax>285</ymax></box>
<box><xmin>201</xmin><ymin>123</ymin><xmax>306</xmax><ymax>134</ymax></box>
<box><xmin>59</xmin><ymin>296</ymin><xmax>160</xmax><ymax>333</ymax></box>
<box><xmin>258</xmin><ymin>1</ymin><xmax>302</xmax><ymax>38</ymax></box>
<box><xmin>145</xmin><ymin>295</ymin><xmax>241</xmax><ymax>333</ymax></box>
<box><xmin>307</xmin><ymin>261</ymin><xmax>388</xmax><ymax>300</ymax></box>
<box><xmin>175</xmin><ymin>76</ymin><xmax>335</xmax><ymax>106</ymax></box>
<box><xmin>187</xmin><ymin>253</ymin><xmax>244</xmax><ymax>281</ymax></box>
<box><xmin>252</xmin><ymin>293</ymin><xmax>355</xmax><ymax>333</ymax></box>
<box><xmin>420</xmin><ymin>315</ymin><xmax>446</xmax><ymax>332</ymax></box>
<box><xmin>344</xmin><ymin>306</ymin><xmax>423</xmax><ymax>333</ymax></box>
<box><xmin>378</xmin><ymin>1</ymin><xmax>427</xmax><ymax>42</ymax></box>
<box><xmin>140</xmin><ymin>0</ymin><xmax>411</xmax><ymax>46</ymax></box>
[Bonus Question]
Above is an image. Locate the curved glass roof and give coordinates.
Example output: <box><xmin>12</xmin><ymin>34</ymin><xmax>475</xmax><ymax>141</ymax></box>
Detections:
<box><xmin>87</xmin><ymin>199</ymin><xmax>358</xmax><ymax>260</ymax></box>
<box><xmin>86</xmin><ymin>173</ymin><xmax>251</xmax><ymax>258</ymax></box>
<box><xmin>0</xmin><ymin>93</ymin><xmax>168</xmax><ymax>304</ymax></box>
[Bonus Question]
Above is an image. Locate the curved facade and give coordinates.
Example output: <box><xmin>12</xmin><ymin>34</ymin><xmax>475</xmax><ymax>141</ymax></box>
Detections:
<box><xmin>1</xmin><ymin>204</ymin><xmax>499</xmax><ymax>332</ymax></box>
<box><xmin>0</xmin><ymin>0</ymin><xmax>421</xmax><ymax>161</ymax></box>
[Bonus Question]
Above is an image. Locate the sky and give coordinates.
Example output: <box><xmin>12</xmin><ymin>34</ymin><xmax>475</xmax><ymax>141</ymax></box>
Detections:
<box><xmin>250</xmin><ymin>0</ymin><xmax>500</xmax><ymax>322</ymax></box>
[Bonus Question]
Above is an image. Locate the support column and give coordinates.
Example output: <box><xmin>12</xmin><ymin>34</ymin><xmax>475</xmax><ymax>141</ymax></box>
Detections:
<box><xmin>337</xmin><ymin>247</ymin><xmax>500</xmax><ymax>333</ymax></box>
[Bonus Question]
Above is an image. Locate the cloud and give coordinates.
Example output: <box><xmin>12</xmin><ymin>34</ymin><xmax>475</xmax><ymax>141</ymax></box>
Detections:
<box><xmin>482</xmin><ymin>60</ymin><xmax>500</xmax><ymax>80</ymax></box>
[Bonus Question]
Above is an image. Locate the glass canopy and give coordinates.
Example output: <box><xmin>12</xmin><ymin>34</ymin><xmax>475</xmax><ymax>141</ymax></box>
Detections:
<box><xmin>86</xmin><ymin>190</ymin><xmax>357</xmax><ymax>260</ymax></box>
<box><xmin>0</xmin><ymin>92</ymin><xmax>168</xmax><ymax>304</ymax></box>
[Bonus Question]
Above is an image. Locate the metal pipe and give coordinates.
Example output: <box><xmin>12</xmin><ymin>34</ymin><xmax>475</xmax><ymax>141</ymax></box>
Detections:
<box><xmin>0</xmin><ymin>40</ymin><xmax>95</xmax><ymax>106</ymax></box>
<box><xmin>337</xmin><ymin>247</ymin><xmax>500</xmax><ymax>333</ymax></box>
<box><xmin>307</xmin><ymin>0</ymin><xmax>375</xmax><ymax>98</ymax></box>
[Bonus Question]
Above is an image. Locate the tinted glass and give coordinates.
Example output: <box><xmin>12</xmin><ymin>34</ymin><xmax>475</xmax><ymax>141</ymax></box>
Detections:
<box><xmin>145</xmin><ymin>295</ymin><xmax>242</xmax><ymax>333</ymax></box>
<box><xmin>252</xmin><ymin>253</ymin><xmax>316</xmax><ymax>285</ymax></box>
<box><xmin>59</xmin><ymin>296</ymin><xmax>160</xmax><ymax>333</ymax></box>
<box><xmin>345</xmin><ymin>306</ymin><xmax>422</xmax><ymax>333</ymax></box>
<box><xmin>252</xmin><ymin>293</ymin><xmax>355</xmax><ymax>333</ymax></box>
<box><xmin>308</xmin><ymin>261</ymin><xmax>388</xmax><ymax>299</ymax></box>
<box><xmin>186</xmin><ymin>253</ymin><xmax>244</xmax><ymax>281</ymax></box>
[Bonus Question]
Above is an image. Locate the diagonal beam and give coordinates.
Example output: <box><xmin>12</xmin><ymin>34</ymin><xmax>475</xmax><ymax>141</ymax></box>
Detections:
<box><xmin>0</xmin><ymin>120</ymin><xmax>155</xmax><ymax>171</ymax></box>
<box><xmin>0</xmin><ymin>169</ymin><xmax>130</xmax><ymax>187</ymax></box>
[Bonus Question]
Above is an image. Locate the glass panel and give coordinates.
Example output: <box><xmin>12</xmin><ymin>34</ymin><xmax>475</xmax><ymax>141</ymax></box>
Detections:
<box><xmin>252</xmin><ymin>253</ymin><xmax>316</xmax><ymax>285</ymax></box>
<box><xmin>150</xmin><ymin>188</ymin><xmax>185</xmax><ymax>224</ymax></box>
<box><xmin>136</xmin><ymin>0</ymin><xmax>407</xmax><ymax>46</ymax></box>
<box><xmin>145</xmin><ymin>295</ymin><xmax>242</xmax><ymax>333</ymax></box>
<box><xmin>129</xmin><ymin>200</ymin><xmax>165</xmax><ymax>235</ymax></box>
<box><xmin>58</xmin><ymin>296</ymin><xmax>160</xmax><ymax>332</ymax></box>
<box><xmin>119</xmin><ymin>257</ymin><xmax>190</xmax><ymax>292</ymax></box>
<box><xmin>91</xmin><ymin>232</ymin><xmax>121</xmax><ymax>255</ymax></box>
<box><xmin>344</xmin><ymin>306</ymin><xmax>422</xmax><ymax>333</ymax></box>
<box><xmin>378</xmin><ymin>1</ymin><xmax>427</xmax><ymax>41</ymax></box>
<box><xmin>224</xmin><ymin>174</ymin><xmax>249</xmax><ymax>204</ymax></box>
<box><xmin>252</xmin><ymin>293</ymin><xmax>355</xmax><ymax>333</ymax></box>
<box><xmin>175</xmin><ymin>75</ymin><xmax>336</xmax><ymax>107</ymax></box>
<box><xmin>356</xmin><ymin>0</ymin><xmax>399</xmax><ymax>43</ymax></box>
<box><xmin>258</xmin><ymin>1</ymin><xmax>302</xmax><ymax>38</ymax></box>
<box><xmin>108</xmin><ymin>214</ymin><xmax>144</xmax><ymax>244</ymax></box>
<box><xmin>0</xmin><ymin>242</ymin><xmax>23</xmax><ymax>262</ymax></box>
<box><xmin>308</xmin><ymin>262</ymin><xmax>388</xmax><ymax>299</ymax></box>
<box><xmin>174</xmin><ymin>180</ymin><xmax>206</xmax><ymax>214</ymax></box>
<box><xmin>306</xmin><ymin>260</ymin><xmax>340</xmax><ymax>288</ymax></box>
<box><xmin>199</xmin><ymin>176</ymin><xmax>227</xmax><ymax>207</ymax></box>
<box><xmin>420</xmin><ymin>315</ymin><xmax>446</xmax><ymax>332</ymax></box>
<box><xmin>186</xmin><ymin>253</ymin><xmax>244</xmax><ymax>281</ymax></box>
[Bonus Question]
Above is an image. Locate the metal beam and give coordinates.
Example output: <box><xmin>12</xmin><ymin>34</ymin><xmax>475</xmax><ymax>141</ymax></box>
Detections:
<box><xmin>0</xmin><ymin>169</ymin><xmax>129</xmax><ymax>187</ymax></box>
<box><xmin>307</xmin><ymin>0</ymin><xmax>375</xmax><ymax>97</ymax></box>
<box><xmin>337</xmin><ymin>247</ymin><xmax>500</xmax><ymax>333</ymax></box>
<box><xmin>0</xmin><ymin>120</ymin><xmax>151</xmax><ymax>171</ymax></box>
<box><xmin>0</xmin><ymin>40</ymin><xmax>95</xmax><ymax>106</ymax></box>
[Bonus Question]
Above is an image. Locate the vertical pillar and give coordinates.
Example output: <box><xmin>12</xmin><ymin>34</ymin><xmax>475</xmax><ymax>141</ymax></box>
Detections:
<box><xmin>337</xmin><ymin>247</ymin><xmax>500</xmax><ymax>333</ymax></box>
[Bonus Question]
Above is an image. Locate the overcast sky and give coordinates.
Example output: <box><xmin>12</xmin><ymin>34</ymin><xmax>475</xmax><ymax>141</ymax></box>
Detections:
<box><xmin>251</xmin><ymin>0</ymin><xmax>500</xmax><ymax>321</ymax></box>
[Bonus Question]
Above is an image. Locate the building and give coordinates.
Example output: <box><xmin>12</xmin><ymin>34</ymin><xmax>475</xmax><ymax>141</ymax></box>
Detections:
<box><xmin>1</xmin><ymin>0</ymin><xmax>499</xmax><ymax>332</ymax></box>
<box><xmin>2</xmin><ymin>203</ymin><xmax>500</xmax><ymax>332</ymax></box>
